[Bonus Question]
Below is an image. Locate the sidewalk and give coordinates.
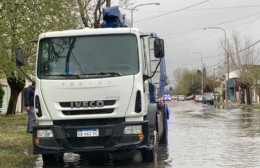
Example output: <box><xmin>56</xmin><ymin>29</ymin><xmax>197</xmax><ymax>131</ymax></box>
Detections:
<box><xmin>214</xmin><ymin>101</ymin><xmax>260</xmax><ymax>110</ymax></box>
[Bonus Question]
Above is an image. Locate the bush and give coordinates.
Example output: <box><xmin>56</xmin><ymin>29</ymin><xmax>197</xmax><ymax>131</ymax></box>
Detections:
<box><xmin>0</xmin><ymin>86</ymin><xmax>4</xmax><ymax>108</ymax></box>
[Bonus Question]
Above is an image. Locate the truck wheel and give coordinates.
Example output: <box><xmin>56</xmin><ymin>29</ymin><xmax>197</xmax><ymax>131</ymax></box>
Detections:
<box><xmin>141</xmin><ymin>130</ymin><xmax>157</xmax><ymax>162</ymax></box>
<box><xmin>42</xmin><ymin>153</ymin><xmax>64</xmax><ymax>165</ymax></box>
<box><xmin>159</xmin><ymin>110</ymin><xmax>168</xmax><ymax>144</ymax></box>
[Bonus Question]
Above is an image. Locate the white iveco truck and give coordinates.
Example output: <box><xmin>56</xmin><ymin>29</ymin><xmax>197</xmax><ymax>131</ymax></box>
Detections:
<box><xmin>16</xmin><ymin>6</ymin><xmax>168</xmax><ymax>164</ymax></box>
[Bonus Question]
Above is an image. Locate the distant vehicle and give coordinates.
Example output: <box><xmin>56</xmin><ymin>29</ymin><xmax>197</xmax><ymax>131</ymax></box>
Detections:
<box><xmin>177</xmin><ymin>95</ymin><xmax>186</xmax><ymax>101</ymax></box>
<box><xmin>164</xmin><ymin>93</ymin><xmax>171</xmax><ymax>101</ymax></box>
<box><xmin>186</xmin><ymin>95</ymin><xmax>195</xmax><ymax>100</ymax></box>
<box><xmin>202</xmin><ymin>93</ymin><xmax>214</xmax><ymax>105</ymax></box>
<box><xmin>195</xmin><ymin>95</ymin><xmax>203</xmax><ymax>102</ymax></box>
<box><xmin>171</xmin><ymin>95</ymin><xmax>177</xmax><ymax>100</ymax></box>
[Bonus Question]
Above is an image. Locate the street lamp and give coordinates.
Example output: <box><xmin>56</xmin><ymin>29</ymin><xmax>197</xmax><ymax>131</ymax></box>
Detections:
<box><xmin>130</xmin><ymin>2</ymin><xmax>160</xmax><ymax>27</ymax></box>
<box><xmin>203</xmin><ymin>27</ymin><xmax>229</xmax><ymax>101</ymax></box>
<box><xmin>187</xmin><ymin>51</ymin><xmax>204</xmax><ymax>94</ymax></box>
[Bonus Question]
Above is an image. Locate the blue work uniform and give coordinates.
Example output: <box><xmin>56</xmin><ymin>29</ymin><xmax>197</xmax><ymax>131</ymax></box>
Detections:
<box><xmin>24</xmin><ymin>85</ymin><xmax>35</xmax><ymax>133</ymax></box>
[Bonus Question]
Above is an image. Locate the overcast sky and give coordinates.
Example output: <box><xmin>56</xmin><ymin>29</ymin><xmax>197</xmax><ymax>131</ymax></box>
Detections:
<box><xmin>116</xmin><ymin>0</ymin><xmax>260</xmax><ymax>85</ymax></box>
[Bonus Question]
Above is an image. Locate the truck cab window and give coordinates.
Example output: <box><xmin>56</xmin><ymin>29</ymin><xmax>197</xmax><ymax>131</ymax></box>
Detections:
<box><xmin>38</xmin><ymin>35</ymin><xmax>139</xmax><ymax>79</ymax></box>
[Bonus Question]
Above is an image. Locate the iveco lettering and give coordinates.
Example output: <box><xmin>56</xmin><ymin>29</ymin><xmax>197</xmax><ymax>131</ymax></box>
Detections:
<box><xmin>70</xmin><ymin>101</ymin><xmax>105</xmax><ymax>108</ymax></box>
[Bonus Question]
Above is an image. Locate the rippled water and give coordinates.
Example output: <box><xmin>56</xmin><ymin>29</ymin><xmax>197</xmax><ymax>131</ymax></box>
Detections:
<box><xmin>169</xmin><ymin>102</ymin><xmax>260</xmax><ymax>168</ymax></box>
<box><xmin>33</xmin><ymin>101</ymin><xmax>260</xmax><ymax>168</ymax></box>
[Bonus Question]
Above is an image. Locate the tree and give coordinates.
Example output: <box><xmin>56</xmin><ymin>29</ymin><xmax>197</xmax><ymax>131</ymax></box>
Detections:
<box><xmin>172</xmin><ymin>68</ymin><xmax>202</xmax><ymax>95</ymax></box>
<box><xmin>0</xmin><ymin>86</ymin><xmax>4</xmax><ymax>109</ymax></box>
<box><xmin>0</xmin><ymin>0</ymin><xmax>78</xmax><ymax>115</ymax></box>
<box><xmin>225</xmin><ymin>32</ymin><xmax>259</xmax><ymax>105</ymax></box>
<box><xmin>0</xmin><ymin>0</ymin><xmax>134</xmax><ymax>115</ymax></box>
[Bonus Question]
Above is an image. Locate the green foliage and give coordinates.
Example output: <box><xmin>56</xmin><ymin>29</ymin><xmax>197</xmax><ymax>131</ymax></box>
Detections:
<box><xmin>172</xmin><ymin>68</ymin><xmax>202</xmax><ymax>95</ymax></box>
<box><xmin>0</xmin><ymin>0</ymin><xmax>78</xmax><ymax>78</ymax></box>
<box><xmin>0</xmin><ymin>86</ymin><xmax>4</xmax><ymax>108</ymax></box>
<box><xmin>0</xmin><ymin>0</ymin><xmax>78</xmax><ymax>114</ymax></box>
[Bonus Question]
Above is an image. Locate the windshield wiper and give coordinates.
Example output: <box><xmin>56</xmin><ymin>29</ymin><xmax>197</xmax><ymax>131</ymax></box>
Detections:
<box><xmin>47</xmin><ymin>74</ymin><xmax>80</xmax><ymax>79</ymax></box>
<box><xmin>45</xmin><ymin>72</ymin><xmax>121</xmax><ymax>79</ymax></box>
<box><xmin>81</xmin><ymin>72</ymin><xmax>121</xmax><ymax>77</ymax></box>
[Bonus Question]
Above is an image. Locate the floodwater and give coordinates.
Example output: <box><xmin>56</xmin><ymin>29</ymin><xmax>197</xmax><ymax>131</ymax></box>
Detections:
<box><xmin>33</xmin><ymin>101</ymin><xmax>260</xmax><ymax>168</ymax></box>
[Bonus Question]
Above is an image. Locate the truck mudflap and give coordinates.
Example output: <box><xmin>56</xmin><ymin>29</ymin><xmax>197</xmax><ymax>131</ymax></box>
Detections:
<box><xmin>33</xmin><ymin>121</ymin><xmax>150</xmax><ymax>154</ymax></box>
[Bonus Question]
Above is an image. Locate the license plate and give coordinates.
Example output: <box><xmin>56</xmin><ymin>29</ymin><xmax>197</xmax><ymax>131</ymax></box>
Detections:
<box><xmin>77</xmin><ymin>129</ymin><xmax>99</xmax><ymax>137</ymax></box>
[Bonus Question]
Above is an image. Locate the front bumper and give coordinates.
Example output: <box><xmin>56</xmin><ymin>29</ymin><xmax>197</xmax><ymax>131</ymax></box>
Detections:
<box><xmin>33</xmin><ymin>121</ymin><xmax>150</xmax><ymax>154</ymax></box>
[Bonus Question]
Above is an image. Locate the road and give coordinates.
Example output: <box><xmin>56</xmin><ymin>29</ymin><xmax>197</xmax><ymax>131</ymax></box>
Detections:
<box><xmin>34</xmin><ymin>100</ymin><xmax>260</xmax><ymax>168</ymax></box>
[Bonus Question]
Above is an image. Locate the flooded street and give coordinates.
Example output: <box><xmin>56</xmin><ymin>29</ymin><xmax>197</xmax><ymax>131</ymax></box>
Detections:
<box><xmin>34</xmin><ymin>100</ymin><xmax>260</xmax><ymax>168</ymax></box>
<box><xmin>168</xmin><ymin>101</ymin><xmax>260</xmax><ymax>168</ymax></box>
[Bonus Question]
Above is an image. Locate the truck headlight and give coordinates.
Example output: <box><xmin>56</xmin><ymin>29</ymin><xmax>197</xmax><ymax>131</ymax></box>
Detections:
<box><xmin>124</xmin><ymin>125</ymin><xmax>142</xmax><ymax>134</ymax></box>
<box><xmin>37</xmin><ymin>129</ymin><xmax>54</xmax><ymax>138</ymax></box>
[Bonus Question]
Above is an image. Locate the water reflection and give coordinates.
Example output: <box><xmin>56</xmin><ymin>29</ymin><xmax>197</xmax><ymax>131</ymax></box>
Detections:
<box><xmin>170</xmin><ymin>102</ymin><xmax>260</xmax><ymax>168</ymax></box>
<box><xmin>34</xmin><ymin>145</ymin><xmax>171</xmax><ymax>168</ymax></box>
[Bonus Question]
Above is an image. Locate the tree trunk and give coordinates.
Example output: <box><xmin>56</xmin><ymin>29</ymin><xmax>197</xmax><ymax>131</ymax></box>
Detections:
<box><xmin>5</xmin><ymin>77</ymin><xmax>25</xmax><ymax>115</ymax></box>
<box><xmin>77</xmin><ymin>0</ymin><xmax>88</xmax><ymax>27</ymax></box>
<box><xmin>246</xmin><ymin>86</ymin><xmax>252</xmax><ymax>105</ymax></box>
<box><xmin>240</xmin><ymin>88</ymin><xmax>245</xmax><ymax>104</ymax></box>
<box><xmin>106</xmin><ymin>0</ymin><xmax>111</xmax><ymax>7</ymax></box>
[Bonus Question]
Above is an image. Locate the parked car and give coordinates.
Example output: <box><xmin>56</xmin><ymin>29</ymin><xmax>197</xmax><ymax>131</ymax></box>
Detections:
<box><xmin>171</xmin><ymin>95</ymin><xmax>177</xmax><ymax>100</ymax></box>
<box><xmin>177</xmin><ymin>95</ymin><xmax>186</xmax><ymax>101</ymax></box>
<box><xmin>202</xmin><ymin>93</ymin><xmax>214</xmax><ymax>105</ymax></box>
<box><xmin>186</xmin><ymin>95</ymin><xmax>195</xmax><ymax>100</ymax></box>
<box><xmin>195</xmin><ymin>95</ymin><xmax>203</xmax><ymax>102</ymax></box>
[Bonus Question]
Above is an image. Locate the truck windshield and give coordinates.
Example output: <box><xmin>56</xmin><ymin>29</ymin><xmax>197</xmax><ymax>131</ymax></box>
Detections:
<box><xmin>37</xmin><ymin>34</ymin><xmax>139</xmax><ymax>79</ymax></box>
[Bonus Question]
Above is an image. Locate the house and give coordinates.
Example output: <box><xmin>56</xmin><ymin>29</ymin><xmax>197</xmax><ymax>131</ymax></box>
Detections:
<box><xmin>227</xmin><ymin>65</ymin><xmax>260</xmax><ymax>103</ymax></box>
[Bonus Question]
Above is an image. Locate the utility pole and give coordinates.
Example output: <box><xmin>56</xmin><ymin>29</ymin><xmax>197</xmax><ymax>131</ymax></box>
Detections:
<box><xmin>213</xmin><ymin>68</ymin><xmax>216</xmax><ymax>100</ymax></box>
<box><xmin>202</xmin><ymin>64</ymin><xmax>206</xmax><ymax>95</ymax></box>
<box><xmin>203</xmin><ymin>27</ymin><xmax>229</xmax><ymax>101</ymax></box>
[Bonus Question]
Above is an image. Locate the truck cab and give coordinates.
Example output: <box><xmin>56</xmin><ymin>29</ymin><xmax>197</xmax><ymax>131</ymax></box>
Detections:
<box><xmin>15</xmin><ymin>6</ymin><xmax>168</xmax><ymax>165</ymax></box>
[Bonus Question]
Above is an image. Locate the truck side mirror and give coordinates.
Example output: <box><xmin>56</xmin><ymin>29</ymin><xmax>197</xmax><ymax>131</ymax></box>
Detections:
<box><xmin>154</xmin><ymin>39</ymin><xmax>165</xmax><ymax>58</ymax></box>
<box><xmin>15</xmin><ymin>48</ymin><xmax>25</xmax><ymax>66</ymax></box>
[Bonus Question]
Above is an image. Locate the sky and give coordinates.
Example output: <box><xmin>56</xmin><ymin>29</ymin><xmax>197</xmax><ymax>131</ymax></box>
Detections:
<box><xmin>115</xmin><ymin>0</ymin><xmax>260</xmax><ymax>86</ymax></box>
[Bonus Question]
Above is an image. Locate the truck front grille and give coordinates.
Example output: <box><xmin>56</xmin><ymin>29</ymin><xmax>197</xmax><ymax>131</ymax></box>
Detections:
<box><xmin>62</xmin><ymin>109</ymin><xmax>114</xmax><ymax>115</ymax></box>
<box><xmin>59</xmin><ymin>100</ymin><xmax>116</xmax><ymax>107</ymax></box>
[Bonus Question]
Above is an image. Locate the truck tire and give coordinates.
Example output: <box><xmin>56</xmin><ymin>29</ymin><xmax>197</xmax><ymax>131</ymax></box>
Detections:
<box><xmin>142</xmin><ymin>103</ymin><xmax>158</xmax><ymax>162</ymax></box>
<box><xmin>141</xmin><ymin>130</ymin><xmax>157</xmax><ymax>162</ymax></box>
<box><xmin>42</xmin><ymin>153</ymin><xmax>64</xmax><ymax>165</ymax></box>
<box><xmin>159</xmin><ymin>118</ymin><xmax>168</xmax><ymax>144</ymax></box>
<box><xmin>159</xmin><ymin>107</ymin><xmax>168</xmax><ymax>144</ymax></box>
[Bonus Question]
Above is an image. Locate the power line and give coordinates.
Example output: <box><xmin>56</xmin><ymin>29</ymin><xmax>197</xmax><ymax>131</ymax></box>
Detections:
<box><xmin>209</xmin><ymin>13</ymin><xmax>260</xmax><ymax>27</ymax></box>
<box><xmin>206</xmin><ymin>39</ymin><xmax>260</xmax><ymax>69</ymax></box>
<box><xmin>188</xmin><ymin>5</ymin><xmax>260</xmax><ymax>11</ymax></box>
<box><xmin>239</xmin><ymin>39</ymin><xmax>260</xmax><ymax>52</ymax></box>
<box><xmin>238</xmin><ymin>16</ymin><xmax>260</xmax><ymax>33</ymax></box>
<box><xmin>164</xmin><ymin>32</ymin><xmax>217</xmax><ymax>46</ymax></box>
<box><xmin>206</xmin><ymin>58</ymin><xmax>225</xmax><ymax>69</ymax></box>
<box><xmin>135</xmin><ymin>0</ymin><xmax>211</xmax><ymax>23</ymax></box>
<box><xmin>135</xmin><ymin>5</ymin><xmax>260</xmax><ymax>13</ymax></box>
<box><xmin>160</xmin><ymin>13</ymin><xmax>260</xmax><ymax>50</ymax></box>
<box><xmin>160</xmin><ymin>13</ymin><xmax>259</xmax><ymax>38</ymax></box>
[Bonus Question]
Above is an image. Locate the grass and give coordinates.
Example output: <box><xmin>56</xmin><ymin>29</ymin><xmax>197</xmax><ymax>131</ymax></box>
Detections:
<box><xmin>0</xmin><ymin>113</ymin><xmax>37</xmax><ymax>168</ymax></box>
<box><xmin>214</xmin><ymin>101</ymin><xmax>260</xmax><ymax>110</ymax></box>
